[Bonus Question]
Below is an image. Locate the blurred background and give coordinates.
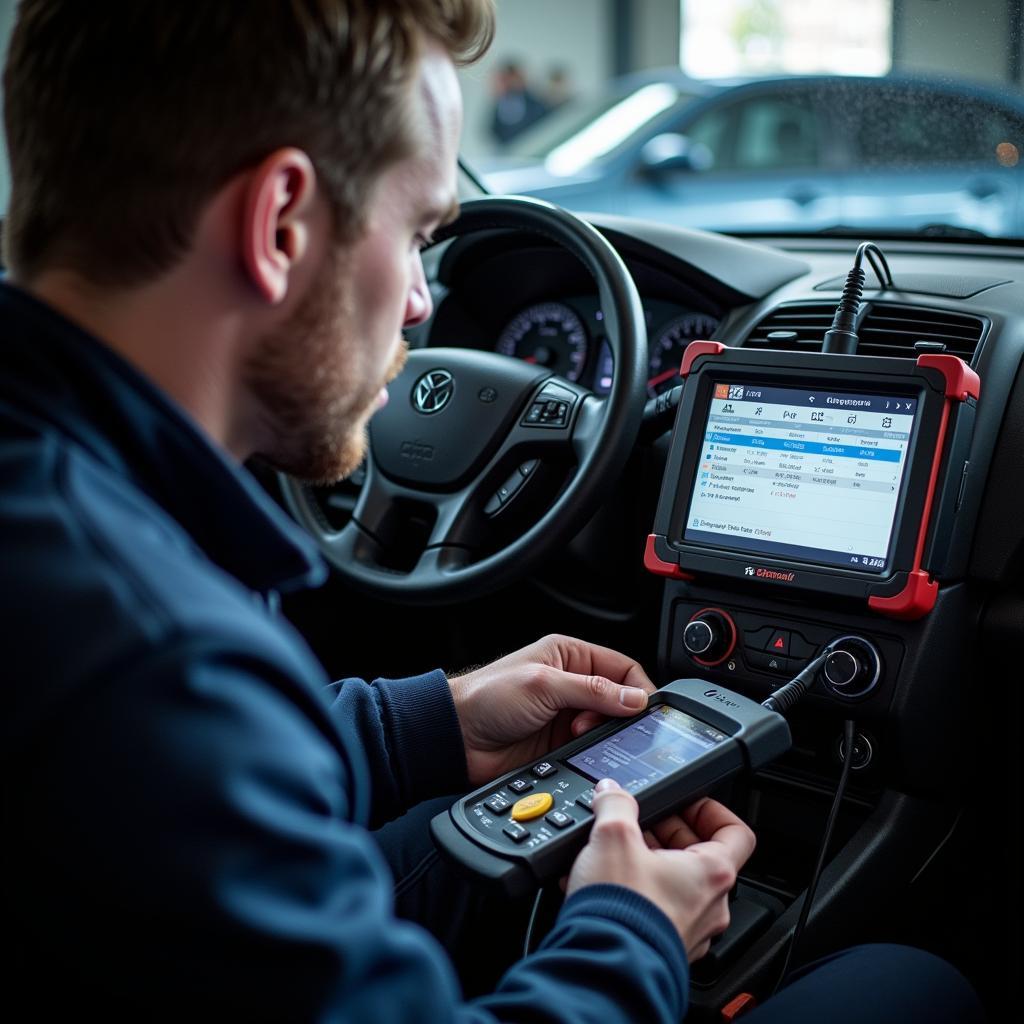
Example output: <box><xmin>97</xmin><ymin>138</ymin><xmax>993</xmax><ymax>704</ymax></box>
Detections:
<box><xmin>1</xmin><ymin>0</ymin><xmax>1022</xmax><ymax>237</ymax></box>
<box><xmin>457</xmin><ymin>0</ymin><xmax>1021</xmax><ymax>160</ymax></box>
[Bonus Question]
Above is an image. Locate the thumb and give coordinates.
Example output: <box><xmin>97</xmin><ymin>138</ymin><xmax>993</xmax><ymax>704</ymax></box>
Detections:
<box><xmin>547</xmin><ymin>672</ymin><xmax>649</xmax><ymax>718</ymax></box>
<box><xmin>589</xmin><ymin>778</ymin><xmax>644</xmax><ymax>847</ymax></box>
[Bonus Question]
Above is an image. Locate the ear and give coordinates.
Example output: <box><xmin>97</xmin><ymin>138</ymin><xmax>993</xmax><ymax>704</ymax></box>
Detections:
<box><xmin>240</xmin><ymin>148</ymin><xmax>318</xmax><ymax>304</ymax></box>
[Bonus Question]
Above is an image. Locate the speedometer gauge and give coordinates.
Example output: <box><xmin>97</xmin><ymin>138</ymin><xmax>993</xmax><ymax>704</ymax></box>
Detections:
<box><xmin>647</xmin><ymin>312</ymin><xmax>720</xmax><ymax>398</ymax></box>
<box><xmin>496</xmin><ymin>302</ymin><xmax>588</xmax><ymax>382</ymax></box>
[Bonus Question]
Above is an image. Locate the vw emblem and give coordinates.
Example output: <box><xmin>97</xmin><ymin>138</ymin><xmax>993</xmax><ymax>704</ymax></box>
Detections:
<box><xmin>412</xmin><ymin>370</ymin><xmax>455</xmax><ymax>415</ymax></box>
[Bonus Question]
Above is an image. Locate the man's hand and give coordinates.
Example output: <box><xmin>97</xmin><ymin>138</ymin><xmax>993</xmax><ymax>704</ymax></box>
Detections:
<box><xmin>448</xmin><ymin>634</ymin><xmax>656</xmax><ymax>787</ymax></box>
<box><xmin>567</xmin><ymin>783</ymin><xmax>756</xmax><ymax>963</ymax></box>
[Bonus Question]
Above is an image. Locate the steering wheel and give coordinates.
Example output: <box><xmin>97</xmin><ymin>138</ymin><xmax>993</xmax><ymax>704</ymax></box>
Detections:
<box><xmin>280</xmin><ymin>196</ymin><xmax>647</xmax><ymax>604</ymax></box>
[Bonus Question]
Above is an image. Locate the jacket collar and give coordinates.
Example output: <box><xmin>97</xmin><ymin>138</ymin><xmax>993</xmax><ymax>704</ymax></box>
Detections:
<box><xmin>0</xmin><ymin>282</ymin><xmax>326</xmax><ymax>595</ymax></box>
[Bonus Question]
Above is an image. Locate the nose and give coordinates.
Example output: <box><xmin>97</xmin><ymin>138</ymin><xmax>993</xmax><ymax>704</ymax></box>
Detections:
<box><xmin>404</xmin><ymin>254</ymin><xmax>433</xmax><ymax>328</ymax></box>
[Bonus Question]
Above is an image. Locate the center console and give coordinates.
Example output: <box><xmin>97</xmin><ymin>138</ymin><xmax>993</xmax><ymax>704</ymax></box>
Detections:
<box><xmin>642</xmin><ymin>342</ymin><xmax>983</xmax><ymax>1017</ymax></box>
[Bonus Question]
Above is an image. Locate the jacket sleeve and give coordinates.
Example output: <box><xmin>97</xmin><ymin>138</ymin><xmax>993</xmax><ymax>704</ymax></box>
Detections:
<box><xmin>325</xmin><ymin>667</ymin><xmax>470</xmax><ymax>828</ymax></box>
<box><xmin>476</xmin><ymin>885</ymin><xmax>689</xmax><ymax>1023</ymax></box>
<box><xmin>13</xmin><ymin>642</ymin><xmax>686</xmax><ymax>1023</ymax></box>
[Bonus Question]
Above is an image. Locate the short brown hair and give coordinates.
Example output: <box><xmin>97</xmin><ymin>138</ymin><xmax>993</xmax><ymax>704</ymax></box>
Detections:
<box><xmin>2</xmin><ymin>1</ymin><xmax>494</xmax><ymax>286</ymax></box>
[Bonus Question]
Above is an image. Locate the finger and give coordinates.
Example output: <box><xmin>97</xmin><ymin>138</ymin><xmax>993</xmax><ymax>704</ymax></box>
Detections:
<box><xmin>684</xmin><ymin>798</ymin><xmax>756</xmax><ymax>869</ymax></box>
<box><xmin>543</xmin><ymin>669</ymin><xmax>649</xmax><ymax>718</ymax></box>
<box><xmin>589</xmin><ymin>779</ymin><xmax>644</xmax><ymax>847</ymax></box>
<box><xmin>650</xmin><ymin>813</ymin><xmax>701</xmax><ymax>850</ymax></box>
<box><xmin>642</xmin><ymin>829</ymin><xmax>660</xmax><ymax>851</ymax></box>
<box><xmin>548</xmin><ymin>636</ymin><xmax>657</xmax><ymax>694</ymax></box>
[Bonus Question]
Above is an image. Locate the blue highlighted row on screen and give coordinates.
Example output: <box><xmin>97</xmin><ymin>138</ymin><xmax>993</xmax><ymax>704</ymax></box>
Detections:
<box><xmin>706</xmin><ymin>432</ymin><xmax>902</xmax><ymax>462</ymax></box>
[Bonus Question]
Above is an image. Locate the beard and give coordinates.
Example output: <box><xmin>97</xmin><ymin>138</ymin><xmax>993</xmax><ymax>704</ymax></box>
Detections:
<box><xmin>245</xmin><ymin>244</ymin><xmax>408</xmax><ymax>483</ymax></box>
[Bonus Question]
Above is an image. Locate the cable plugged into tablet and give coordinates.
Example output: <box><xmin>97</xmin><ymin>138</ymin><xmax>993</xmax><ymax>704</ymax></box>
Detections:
<box><xmin>821</xmin><ymin>241</ymin><xmax>894</xmax><ymax>354</ymax></box>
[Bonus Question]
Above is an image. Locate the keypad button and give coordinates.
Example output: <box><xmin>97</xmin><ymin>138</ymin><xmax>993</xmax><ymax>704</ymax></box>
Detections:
<box><xmin>502</xmin><ymin>822</ymin><xmax>530</xmax><ymax>844</ymax></box>
<box><xmin>576</xmin><ymin>788</ymin><xmax>595</xmax><ymax>811</ymax></box>
<box><xmin>508</xmin><ymin>777</ymin><xmax>534</xmax><ymax>794</ymax></box>
<box><xmin>484</xmin><ymin>794</ymin><xmax>511</xmax><ymax>814</ymax></box>
<box><xmin>532</xmin><ymin>762</ymin><xmax>558</xmax><ymax>778</ymax></box>
<box><xmin>511</xmin><ymin>792</ymin><xmax>554</xmax><ymax>821</ymax></box>
<box><xmin>545</xmin><ymin>810</ymin><xmax>574</xmax><ymax>829</ymax></box>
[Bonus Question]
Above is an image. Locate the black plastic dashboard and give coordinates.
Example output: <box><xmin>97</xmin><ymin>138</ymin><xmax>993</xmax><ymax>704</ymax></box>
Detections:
<box><xmin>421</xmin><ymin>217</ymin><xmax>1024</xmax><ymax>596</ymax></box>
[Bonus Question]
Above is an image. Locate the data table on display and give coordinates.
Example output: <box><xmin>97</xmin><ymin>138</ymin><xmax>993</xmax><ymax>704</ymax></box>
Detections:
<box><xmin>683</xmin><ymin>382</ymin><xmax>918</xmax><ymax>573</ymax></box>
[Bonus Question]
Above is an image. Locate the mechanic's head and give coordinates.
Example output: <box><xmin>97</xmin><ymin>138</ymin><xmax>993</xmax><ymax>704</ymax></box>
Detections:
<box><xmin>2</xmin><ymin>1</ymin><xmax>494</xmax><ymax>481</ymax></box>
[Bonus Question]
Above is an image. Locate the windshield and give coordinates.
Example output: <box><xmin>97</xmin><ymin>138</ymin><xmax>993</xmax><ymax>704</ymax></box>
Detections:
<box><xmin>458</xmin><ymin>0</ymin><xmax>1024</xmax><ymax>241</ymax></box>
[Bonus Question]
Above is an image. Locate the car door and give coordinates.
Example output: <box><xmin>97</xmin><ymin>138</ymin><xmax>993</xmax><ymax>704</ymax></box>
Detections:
<box><xmin>623</xmin><ymin>83</ymin><xmax>843</xmax><ymax>232</ymax></box>
<box><xmin>834</xmin><ymin>79</ymin><xmax>1024</xmax><ymax>237</ymax></box>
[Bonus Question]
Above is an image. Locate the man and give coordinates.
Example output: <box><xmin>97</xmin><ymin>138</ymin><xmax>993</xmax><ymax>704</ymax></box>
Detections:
<box><xmin>0</xmin><ymin>3</ymin><xmax>985</xmax><ymax>1022</ymax></box>
<box><xmin>0</xmin><ymin>3</ymin><xmax>749</xmax><ymax>1021</ymax></box>
<box><xmin>488</xmin><ymin>60</ymin><xmax>549</xmax><ymax>146</ymax></box>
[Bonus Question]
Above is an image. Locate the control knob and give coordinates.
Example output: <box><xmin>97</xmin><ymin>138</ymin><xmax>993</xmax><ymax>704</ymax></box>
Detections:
<box><xmin>821</xmin><ymin>635</ymin><xmax>882</xmax><ymax>699</ymax></box>
<box><xmin>682</xmin><ymin>608</ymin><xmax>736</xmax><ymax>665</ymax></box>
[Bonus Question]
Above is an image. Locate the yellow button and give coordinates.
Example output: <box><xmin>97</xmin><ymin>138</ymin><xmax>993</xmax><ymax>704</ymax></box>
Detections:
<box><xmin>511</xmin><ymin>792</ymin><xmax>554</xmax><ymax>821</ymax></box>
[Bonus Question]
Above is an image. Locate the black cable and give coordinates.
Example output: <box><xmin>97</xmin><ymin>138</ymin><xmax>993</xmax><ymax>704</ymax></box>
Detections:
<box><xmin>771</xmin><ymin>718</ymin><xmax>857</xmax><ymax>994</ymax></box>
<box><xmin>821</xmin><ymin>241</ymin><xmax>894</xmax><ymax>354</ymax></box>
<box><xmin>522</xmin><ymin>885</ymin><xmax>547</xmax><ymax>957</ymax></box>
<box><xmin>862</xmin><ymin>244</ymin><xmax>894</xmax><ymax>291</ymax></box>
<box><xmin>761</xmin><ymin>644</ymin><xmax>836</xmax><ymax>715</ymax></box>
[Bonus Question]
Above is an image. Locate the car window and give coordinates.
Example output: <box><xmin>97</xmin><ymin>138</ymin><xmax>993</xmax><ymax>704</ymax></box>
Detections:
<box><xmin>685</xmin><ymin>94</ymin><xmax>820</xmax><ymax>172</ymax></box>
<box><xmin>732</xmin><ymin>95</ymin><xmax>820</xmax><ymax>170</ymax></box>
<box><xmin>850</xmin><ymin>86</ymin><xmax>1024</xmax><ymax>167</ymax></box>
<box><xmin>459</xmin><ymin>1</ymin><xmax>1024</xmax><ymax>240</ymax></box>
<box><xmin>681</xmin><ymin>104</ymin><xmax>733</xmax><ymax>169</ymax></box>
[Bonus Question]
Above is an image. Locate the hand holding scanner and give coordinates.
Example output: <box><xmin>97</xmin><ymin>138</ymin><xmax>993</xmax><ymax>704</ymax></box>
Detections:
<box><xmin>430</xmin><ymin>678</ymin><xmax>791</xmax><ymax>897</ymax></box>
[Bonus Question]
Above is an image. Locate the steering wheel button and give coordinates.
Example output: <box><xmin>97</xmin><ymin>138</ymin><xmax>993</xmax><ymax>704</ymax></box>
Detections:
<box><xmin>531</xmin><ymin>762</ymin><xmax>557</xmax><ymax>778</ymax></box>
<box><xmin>511</xmin><ymin>792</ymin><xmax>554</xmax><ymax>821</ymax></box>
<box><xmin>499</xmin><ymin>471</ymin><xmax>525</xmax><ymax>502</ymax></box>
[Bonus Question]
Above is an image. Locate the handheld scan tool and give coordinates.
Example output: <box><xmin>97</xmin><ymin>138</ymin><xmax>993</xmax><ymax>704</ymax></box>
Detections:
<box><xmin>430</xmin><ymin>678</ymin><xmax>790</xmax><ymax>897</ymax></box>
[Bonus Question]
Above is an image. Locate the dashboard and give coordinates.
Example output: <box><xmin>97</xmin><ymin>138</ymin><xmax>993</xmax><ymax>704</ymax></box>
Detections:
<box><xmin>405</xmin><ymin>214</ymin><xmax>1024</xmax><ymax>1013</ymax></box>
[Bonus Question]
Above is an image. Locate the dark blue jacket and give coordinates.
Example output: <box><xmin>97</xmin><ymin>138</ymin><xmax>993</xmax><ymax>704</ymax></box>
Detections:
<box><xmin>0</xmin><ymin>282</ymin><xmax>688</xmax><ymax>1021</ymax></box>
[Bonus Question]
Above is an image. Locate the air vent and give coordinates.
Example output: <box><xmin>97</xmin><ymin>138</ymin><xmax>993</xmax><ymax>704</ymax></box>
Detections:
<box><xmin>745</xmin><ymin>302</ymin><xmax>834</xmax><ymax>350</ymax></box>
<box><xmin>746</xmin><ymin>301</ymin><xmax>985</xmax><ymax>363</ymax></box>
<box><xmin>857</xmin><ymin>304</ymin><xmax>984</xmax><ymax>363</ymax></box>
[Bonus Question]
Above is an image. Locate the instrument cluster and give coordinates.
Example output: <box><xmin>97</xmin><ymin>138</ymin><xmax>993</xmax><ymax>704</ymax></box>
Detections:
<box><xmin>494</xmin><ymin>296</ymin><xmax>720</xmax><ymax>398</ymax></box>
